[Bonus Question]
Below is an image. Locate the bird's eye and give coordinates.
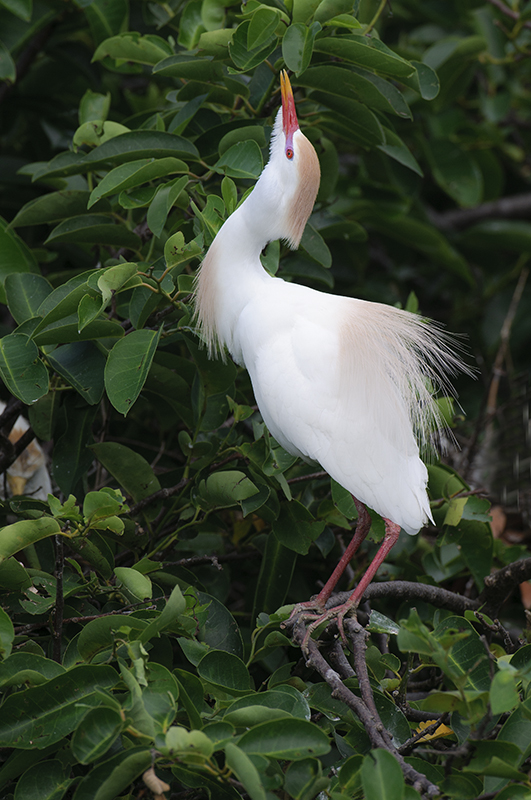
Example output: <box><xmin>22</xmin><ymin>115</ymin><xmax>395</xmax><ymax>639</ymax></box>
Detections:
<box><xmin>286</xmin><ymin>148</ymin><xmax>294</xmax><ymax>160</ymax></box>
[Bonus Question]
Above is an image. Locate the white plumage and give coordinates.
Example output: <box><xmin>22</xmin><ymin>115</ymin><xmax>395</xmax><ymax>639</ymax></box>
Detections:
<box><xmin>194</xmin><ymin>72</ymin><xmax>466</xmax><ymax>613</ymax></box>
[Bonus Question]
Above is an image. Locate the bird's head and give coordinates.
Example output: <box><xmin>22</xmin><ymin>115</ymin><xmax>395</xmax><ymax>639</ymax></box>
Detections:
<box><xmin>258</xmin><ymin>71</ymin><xmax>321</xmax><ymax>250</ymax></box>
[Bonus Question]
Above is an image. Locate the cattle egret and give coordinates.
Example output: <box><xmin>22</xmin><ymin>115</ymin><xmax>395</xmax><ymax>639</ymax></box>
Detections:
<box><xmin>194</xmin><ymin>71</ymin><xmax>466</xmax><ymax>636</ymax></box>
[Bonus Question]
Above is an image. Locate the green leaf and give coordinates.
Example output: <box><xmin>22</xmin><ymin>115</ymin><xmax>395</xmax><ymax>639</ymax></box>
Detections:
<box><xmin>272</xmin><ymin>500</ymin><xmax>325</xmax><ymax>555</ymax></box>
<box><xmin>70</xmin><ymin>747</ymin><xmax>152</xmax><ymax>800</ymax></box>
<box><xmin>0</xmin><ymin>608</ymin><xmax>14</xmax><ymax>660</ymax></box>
<box><xmin>52</xmin><ymin>399</ymin><xmax>97</xmax><ymax>495</ymax></box>
<box><xmin>45</xmin><ymin>215</ymin><xmax>142</xmax><ymax>249</ymax></box>
<box><xmin>0</xmin><ymin>39</ymin><xmax>16</xmax><ymax>83</ymax></box>
<box><xmin>427</xmin><ymin>139</ymin><xmax>483</xmax><ymax>207</ymax></box>
<box><xmin>0</xmin><ymin>653</ymin><xmax>64</xmax><ymax>689</ymax></box>
<box><xmin>291</xmin><ymin>0</ymin><xmax>320</xmax><ymax>23</ymax></box>
<box><xmin>361</xmin><ymin>750</ymin><xmax>405</xmax><ymax>800</ymax></box>
<box><xmin>247</xmin><ymin>7</ymin><xmax>280</xmax><ymax>51</ymax></box>
<box><xmin>284</xmin><ymin>758</ymin><xmax>329</xmax><ymax>800</ymax></box>
<box><xmin>300</xmin><ymin>224</ymin><xmax>332</xmax><ymax>267</ymax></box>
<box><xmin>114</xmin><ymin>567</ymin><xmax>152</xmax><ymax>601</ymax></box>
<box><xmin>90</xmin><ymin>441</ymin><xmax>161</xmax><ymax>510</ymax></box>
<box><xmin>4</xmin><ymin>273</ymin><xmax>52</xmax><ymax>324</ymax></box>
<box><xmin>178</xmin><ymin>0</ymin><xmax>206</xmax><ymax>49</ymax></box>
<box><xmin>224</xmin><ymin>690</ymin><xmax>310</xmax><ymax>725</ymax></box>
<box><xmin>379</xmin><ymin>127</ymin><xmax>422</xmax><ymax>175</ymax></box>
<box><xmin>0</xmin><ymin>0</ymin><xmax>32</xmax><ymax>22</ymax></box>
<box><xmin>10</xmin><ymin>190</ymin><xmax>110</xmax><ymax>227</ymax></box>
<box><xmin>147</xmin><ymin>175</ymin><xmax>189</xmax><ymax>237</ymax></box>
<box><xmin>153</xmin><ymin>54</ymin><xmax>223</xmax><ymax>81</ymax></box>
<box><xmin>489</xmin><ymin>669</ymin><xmax>520</xmax><ymax>715</ymax></box>
<box><xmin>70</xmin><ymin>707</ymin><xmax>124</xmax><ymax>764</ymax></box>
<box><xmin>229</xmin><ymin>21</ymin><xmax>277</xmax><ymax>72</ymax></box>
<box><xmin>0</xmin><ymin>216</ymin><xmax>38</xmax><ymax>304</ymax></box>
<box><xmin>252</xmin><ymin>532</ymin><xmax>297</xmax><ymax>619</ymax></box>
<box><xmin>0</xmin><ymin>665</ymin><xmax>118</xmax><ymax>748</ymax></box>
<box><xmin>77</xmin><ymin>615</ymin><xmax>148</xmax><ymax>661</ymax></box>
<box><xmin>79</xmin><ymin>89</ymin><xmax>111</xmax><ymax>124</ymax></box>
<box><xmin>0</xmin><ymin>517</ymin><xmax>61</xmax><ymax>564</ymax></box>
<box><xmin>197</xmin><ymin>591</ymin><xmax>244</xmax><ymax>658</ymax></box>
<box><xmin>484</xmin><ymin>705</ymin><xmax>531</xmax><ymax>794</ymax></box>
<box><xmin>139</xmin><ymin>585</ymin><xmax>187</xmax><ymax>643</ymax></box>
<box><xmin>197</xmin><ymin>650</ymin><xmax>252</xmax><ymax>695</ymax></box>
<box><xmin>295</xmin><ymin>69</ymin><xmax>385</xmax><ymax>146</ymax></box>
<box><xmin>282</xmin><ymin>22</ymin><xmax>320</xmax><ymax>76</ymax></box>
<box><xmin>88</xmin><ymin>157</ymin><xmax>188</xmax><ymax>207</ymax></box>
<box><xmin>93</xmin><ymin>31</ymin><xmax>173</xmax><ymax>65</ymax></box>
<box><xmin>460</xmin><ymin>219</ymin><xmax>531</xmax><ymax>253</ymax></box>
<box><xmin>225</xmin><ymin>743</ymin><xmax>266</xmax><ymax>800</ymax></box>
<box><xmin>313</xmin><ymin>35</ymin><xmax>415</xmax><ymax>78</ymax></box>
<box><xmin>13</xmin><ymin>759</ymin><xmax>74</xmax><ymax>800</ymax></box>
<box><xmin>104</xmin><ymin>328</ymin><xmax>162</xmax><ymax>415</ymax></box>
<box><xmin>0</xmin><ymin>333</ymin><xmax>49</xmax><ymax>402</ymax></box>
<box><xmin>47</xmin><ymin>342</ymin><xmax>106</xmax><ymax>405</ymax></box>
<box><xmin>238</xmin><ymin>718</ymin><xmax>330</xmax><ymax>759</ymax></box>
<box><xmin>215</xmin><ymin>140</ymin><xmax>264</xmax><ymax>179</ymax></box>
<box><xmin>197</xmin><ymin>470</ymin><xmax>260</xmax><ymax>510</ymax></box>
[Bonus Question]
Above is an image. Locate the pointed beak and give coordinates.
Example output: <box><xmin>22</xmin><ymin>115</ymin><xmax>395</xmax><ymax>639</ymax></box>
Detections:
<box><xmin>280</xmin><ymin>70</ymin><xmax>299</xmax><ymax>143</ymax></box>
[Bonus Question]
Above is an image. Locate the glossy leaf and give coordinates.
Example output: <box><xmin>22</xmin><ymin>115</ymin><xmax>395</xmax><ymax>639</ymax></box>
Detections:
<box><xmin>14</xmin><ymin>760</ymin><xmax>74</xmax><ymax>800</ymax></box>
<box><xmin>0</xmin><ymin>608</ymin><xmax>14</xmax><ymax>660</ymax></box>
<box><xmin>70</xmin><ymin>707</ymin><xmax>124</xmax><ymax>764</ymax></box>
<box><xmin>90</xmin><ymin>441</ymin><xmax>162</xmax><ymax>508</ymax></box>
<box><xmin>88</xmin><ymin>157</ymin><xmax>188</xmax><ymax>207</ymax></box>
<box><xmin>313</xmin><ymin>35</ymin><xmax>415</xmax><ymax>78</ymax></box>
<box><xmin>45</xmin><ymin>215</ymin><xmax>142</xmax><ymax>249</ymax></box>
<box><xmin>247</xmin><ymin>7</ymin><xmax>279</xmax><ymax>51</ymax></box>
<box><xmin>72</xmin><ymin>748</ymin><xmax>152</xmax><ymax>800</ymax></box>
<box><xmin>229</xmin><ymin>21</ymin><xmax>277</xmax><ymax>72</ymax></box>
<box><xmin>104</xmin><ymin>328</ymin><xmax>162</xmax><ymax>415</ymax></box>
<box><xmin>0</xmin><ymin>665</ymin><xmax>118</xmax><ymax>748</ymax></box>
<box><xmin>47</xmin><ymin>342</ymin><xmax>106</xmax><ymax>405</ymax></box>
<box><xmin>282</xmin><ymin>23</ymin><xmax>320</xmax><ymax>76</ymax></box>
<box><xmin>361</xmin><ymin>749</ymin><xmax>405</xmax><ymax>800</ymax></box>
<box><xmin>93</xmin><ymin>32</ymin><xmax>173</xmax><ymax>64</ymax></box>
<box><xmin>52</xmin><ymin>399</ymin><xmax>98</xmax><ymax>495</ymax></box>
<box><xmin>10</xmin><ymin>190</ymin><xmax>110</xmax><ymax>227</ymax></box>
<box><xmin>0</xmin><ymin>333</ymin><xmax>49</xmax><ymax>402</ymax></box>
<box><xmin>197</xmin><ymin>650</ymin><xmax>252</xmax><ymax>694</ymax></box>
<box><xmin>4</xmin><ymin>272</ymin><xmax>52</xmax><ymax>324</ymax></box>
<box><xmin>215</xmin><ymin>140</ymin><xmax>264</xmax><ymax>179</ymax></box>
<box><xmin>0</xmin><ymin>217</ymin><xmax>37</xmax><ymax>304</ymax></box>
<box><xmin>0</xmin><ymin>517</ymin><xmax>60</xmax><ymax>563</ymax></box>
<box><xmin>238</xmin><ymin>719</ymin><xmax>330</xmax><ymax>759</ymax></box>
<box><xmin>225</xmin><ymin>743</ymin><xmax>266</xmax><ymax>800</ymax></box>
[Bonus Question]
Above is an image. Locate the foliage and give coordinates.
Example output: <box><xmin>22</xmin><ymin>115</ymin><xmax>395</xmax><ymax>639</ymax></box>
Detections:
<box><xmin>0</xmin><ymin>0</ymin><xmax>531</xmax><ymax>798</ymax></box>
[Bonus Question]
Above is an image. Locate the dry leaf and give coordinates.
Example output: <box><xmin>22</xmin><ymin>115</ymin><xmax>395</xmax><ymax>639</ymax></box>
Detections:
<box><xmin>415</xmin><ymin>719</ymin><xmax>454</xmax><ymax>742</ymax></box>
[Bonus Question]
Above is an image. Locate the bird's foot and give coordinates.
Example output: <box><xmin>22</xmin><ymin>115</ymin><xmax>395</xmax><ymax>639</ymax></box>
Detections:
<box><xmin>283</xmin><ymin>597</ymin><xmax>359</xmax><ymax>654</ymax></box>
<box><xmin>301</xmin><ymin>600</ymin><xmax>359</xmax><ymax>652</ymax></box>
<box><xmin>281</xmin><ymin>598</ymin><xmax>327</xmax><ymax>631</ymax></box>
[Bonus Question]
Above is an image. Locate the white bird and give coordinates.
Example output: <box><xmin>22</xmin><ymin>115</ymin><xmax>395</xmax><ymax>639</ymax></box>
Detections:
<box><xmin>194</xmin><ymin>72</ymin><xmax>466</xmax><ymax>631</ymax></box>
<box><xmin>0</xmin><ymin>402</ymin><xmax>52</xmax><ymax>501</ymax></box>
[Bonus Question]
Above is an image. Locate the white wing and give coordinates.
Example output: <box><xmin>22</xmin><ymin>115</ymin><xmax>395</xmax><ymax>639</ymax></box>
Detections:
<box><xmin>235</xmin><ymin>280</ymin><xmax>459</xmax><ymax>534</ymax></box>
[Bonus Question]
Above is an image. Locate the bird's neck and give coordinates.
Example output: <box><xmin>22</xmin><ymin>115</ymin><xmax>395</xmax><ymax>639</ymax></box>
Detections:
<box><xmin>194</xmin><ymin>198</ymin><xmax>273</xmax><ymax>362</ymax></box>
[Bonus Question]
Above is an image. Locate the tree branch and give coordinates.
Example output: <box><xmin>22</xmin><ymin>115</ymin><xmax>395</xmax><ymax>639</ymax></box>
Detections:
<box><xmin>429</xmin><ymin>193</ymin><xmax>531</xmax><ymax>231</ymax></box>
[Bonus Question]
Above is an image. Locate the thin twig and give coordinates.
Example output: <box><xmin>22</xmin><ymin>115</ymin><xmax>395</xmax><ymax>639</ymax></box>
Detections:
<box><xmin>52</xmin><ymin>535</ymin><xmax>64</xmax><ymax>663</ymax></box>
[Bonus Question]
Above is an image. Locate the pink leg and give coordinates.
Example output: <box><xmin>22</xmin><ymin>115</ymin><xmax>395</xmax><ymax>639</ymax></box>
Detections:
<box><xmin>288</xmin><ymin>498</ymin><xmax>371</xmax><ymax>625</ymax></box>
<box><xmin>303</xmin><ymin>517</ymin><xmax>401</xmax><ymax>646</ymax></box>
<box><xmin>340</xmin><ymin>518</ymin><xmax>400</xmax><ymax>611</ymax></box>
<box><xmin>313</xmin><ymin>499</ymin><xmax>371</xmax><ymax>606</ymax></box>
